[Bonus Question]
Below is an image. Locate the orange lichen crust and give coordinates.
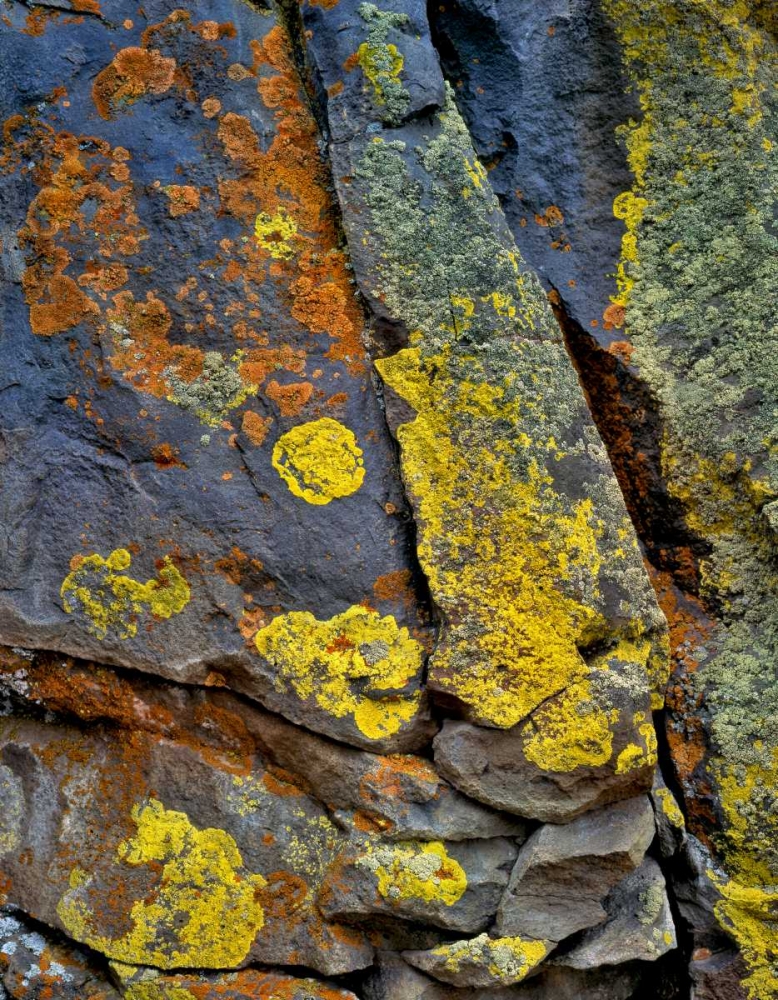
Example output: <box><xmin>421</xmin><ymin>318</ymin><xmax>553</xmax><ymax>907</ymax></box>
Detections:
<box><xmin>12</xmin><ymin>13</ymin><xmax>371</xmax><ymax>435</ymax></box>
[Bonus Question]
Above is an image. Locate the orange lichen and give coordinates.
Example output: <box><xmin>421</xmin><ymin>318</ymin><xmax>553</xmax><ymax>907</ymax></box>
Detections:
<box><xmin>212</xmin><ymin>26</ymin><xmax>367</xmax><ymax>373</ymax></box>
<box><xmin>265</xmin><ymin>379</ymin><xmax>313</xmax><ymax>417</ymax></box>
<box><xmin>163</xmin><ymin>184</ymin><xmax>200</xmax><ymax>217</ymax></box>
<box><xmin>29</xmin><ymin>274</ymin><xmax>97</xmax><ymax>336</ymax></box>
<box><xmin>535</xmin><ymin>205</ymin><xmax>564</xmax><ymax>226</ymax></box>
<box><xmin>241</xmin><ymin>409</ymin><xmax>273</xmax><ymax>447</ymax></box>
<box><xmin>93</xmin><ymin>47</ymin><xmax>176</xmax><ymax>120</ymax></box>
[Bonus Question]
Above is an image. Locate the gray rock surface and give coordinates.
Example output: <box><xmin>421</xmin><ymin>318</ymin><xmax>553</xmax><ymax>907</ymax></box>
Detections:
<box><xmin>362</xmin><ymin>949</ymin><xmax>643</xmax><ymax>1000</ymax></box>
<box><xmin>497</xmin><ymin>796</ymin><xmax>656</xmax><ymax>941</ymax></box>
<box><xmin>555</xmin><ymin>857</ymin><xmax>676</xmax><ymax>968</ymax></box>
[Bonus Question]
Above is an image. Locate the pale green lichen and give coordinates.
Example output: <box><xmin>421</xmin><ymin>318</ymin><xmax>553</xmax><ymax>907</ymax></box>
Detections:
<box><xmin>357</xmin><ymin>3</ymin><xmax>411</xmax><ymax>125</ymax></box>
<box><xmin>357</xmin><ymin>90</ymin><xmax>666</xmax><ymax>737</ymax></box>
<box><xmin>0</xmin><ymin>764</ymin><xmax>23</xmax><ymax>856</ymax></box>
<box><xmin>165</xmin><ymin>351</ymin><xmax>256</xmax><ymax>427</ymax></box>
<box><xmin>426</xmin><ymin>933</ymin><xmax>549</xmax><ymax>986</ymax></box>
<box><xmin>604</xmin><ymin>4</ymin><xmax>778</xmax><ymax>992</ymax></box>
<box><xmin>356</xmin><ymin>840</ymin><xmax>467</xmax><ymax>905</ymax></box>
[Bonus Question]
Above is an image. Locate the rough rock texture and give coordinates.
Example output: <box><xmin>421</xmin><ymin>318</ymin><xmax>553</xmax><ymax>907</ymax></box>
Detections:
<box><xmin>554</xmin><ymin>857</ymin><xmax>677</xmax><ymax>968</ymax></box>
<box><xmin>496</xmin><ymin>796</ymin><xmax>656</xmax><ymax>942</ymax></box>
<box><xmin>1</xmin><ymin>0</ymin><xmax>774</xmax><ymax>996</ymax></box>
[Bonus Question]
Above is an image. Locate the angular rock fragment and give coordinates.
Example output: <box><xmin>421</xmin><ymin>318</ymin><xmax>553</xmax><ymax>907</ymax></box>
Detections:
<box><xmin>404</xmin><ymin>932</ymin><xmax>551</xmax><ymax>988</ymax></box>
<box><xmin>362</xmin><ymin>949</ymin><xmax>643</xmax><ymax>999</ymax></box>
<box><xmin>497</xmin><ymin>796</ymin><xmax>655</xmax><ymax>941</ymax></box>
<box><xmin>247</xmin><ymin>709</ymin><xmax>526</xmax><ymax>841</ymax></box>
<box><xmin>434</xmin><ymin>683</ymin><xmax>657</xmax><ymax>824</ymax></box>
<box><xmin>320</xmin><ymin>837</ymin><xmax>517</xmax><ymax>933</ymax></box>
<box><xmin>555</xmin><ymin>857</ymin><xmax>676</xmax><ymax>968</ymax></box>
<box><xmin>0</xmin><ymin>909</ymin><xmax>119</xmax><ymax>1000</ymax></box>
<box><xmin>651</xmin><ymin>772</ymin><xmax>687</xmax><ymax>858</ymax></box>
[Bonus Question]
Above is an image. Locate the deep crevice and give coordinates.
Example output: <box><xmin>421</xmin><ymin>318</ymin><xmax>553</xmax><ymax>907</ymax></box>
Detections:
<box><xmin>549</xmin><ymin>289</ymin><xmax>711</xmax><ymax>593</ymax></box>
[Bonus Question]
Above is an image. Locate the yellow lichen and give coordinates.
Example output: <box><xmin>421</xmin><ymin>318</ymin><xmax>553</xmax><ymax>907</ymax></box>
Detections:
<box><xmin>254</xmin><ymin>605</ymin><xmax>423</xmax><ymax>739</ymax></box>
<box><xmin>375</xmin><ymin>346</ymin><xmax>639</xmax><ymax>730</ymax></box>
<box><xmin>522</xmin><ymin>682</ymin><xmax>616</xmax><ymax>772</ymax></box>
<box><xmin>431</xmin><ymin>933</ymin><xmax>549</xmax><ymax>983</ymax></box>
<box><xmin>714</xmin><ymin>877</ymin><xmax>778</xmax><ymax>1000</ymax></box>
<box><xmin>655</xmin><ymin>786</ymin><xmax>685</xmax><ymax>830</ymax></box>
<box><xmin>271</xmin><ymin>417</ymin><xmax>365</xmax><ymax>505</ymax></box>
<box><xmin>60</xmin><ymin>548</ymin><xmax>190</xmax><ymax>640</ymax></box>
<box><xmin>357</xmin><ymin>40</ymin><xmax>403</xmax><ymax>103</ymax></box>
<box><xmin>616</xmin><ymin>712</ymin><xmax>659</xmax><ymax>774</ymax></box>
<box><xmin>357</xmin><ymin>840</ymin><xmax>467</xmax><ymax>905</ymax></box>
<box><xmin>254</xmin><ymin>207</ymin><xmax>298</xmax><ymax>259</ymax></box>
<box><xmin>57</xmin><ymin>799</ymin><xmax>266</xmax><ymax>968</ymax></box>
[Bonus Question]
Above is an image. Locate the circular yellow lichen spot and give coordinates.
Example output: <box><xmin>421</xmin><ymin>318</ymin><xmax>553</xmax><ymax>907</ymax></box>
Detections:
<box><xmin>272</xmin><ymin>418</ymin><xmax>365</xmax><ymax>505</ymax></box>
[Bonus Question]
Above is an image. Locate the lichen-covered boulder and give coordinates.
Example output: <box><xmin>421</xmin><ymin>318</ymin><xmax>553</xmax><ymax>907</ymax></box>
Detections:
<box><xmin>0</xmin><ymin>0</ymin><xmax>433</xmax><ymax>754</ymax></box>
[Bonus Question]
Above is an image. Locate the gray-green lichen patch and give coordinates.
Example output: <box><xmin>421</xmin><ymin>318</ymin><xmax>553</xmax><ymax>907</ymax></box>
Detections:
<box><xmin>164</xmin><ymin>352</ymin><xmax>256</xmax><ymax>427</ymax></box>
<box><xmin>357</xmin><ymin>3</ymin><xmax>412</xmax><ymax>125</ymax></box>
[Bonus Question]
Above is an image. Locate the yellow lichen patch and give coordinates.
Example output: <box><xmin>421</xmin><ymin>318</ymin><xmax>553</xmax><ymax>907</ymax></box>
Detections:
<box><xmin>254</xmin><ymin>207</ymin><xmax>298</xmax><ymax>259</ymax></box>
<box><xmin>357</xmin><ymin>40</ymin><xmax>403</xmax><ymax>105</ymax></box>
<box><xmin>716</xmin><ymin>756</ymin><xmax>778</xmax><ymax>887</ymax></box>
<box><xmin>522</xmin><ymin>682</ymin><xmax>616</xmax><ymax>773</ymax></box>
<box><xmin>714</xmin><ymin>877</ymin><xmax>778</xmax><ymax>1000</ymax></box>
<box><xmin>357</xmin><ymin>841</ymin><xmax>466</xmax><ymax>905</ymax></box>
<box><xmin>60</xmin><ymin>548</ymin><xmax>190</xmax><ymax>640</ymax></box>
<box><xmin>254</xmin><ymin>605</ymin><xmax>423</xmax><ymax>739</ymax></box>
<box><xmin>375</xmin><ymin>345</ymin><xmax>631</xmax><ymax>729</ymax></box>
<box><xmin>430</xmin><ymin>933</ymin><xmax>549</xmax><ymax>984</ymax></box>
<box><xmin>616</xmin><ymin>712</ymin><xmax>658</xmax><ymax>774</ymax></box>
<box><xmin>122</xmin><ymin>977</ymin><xmax>195</xmax><ymax>1000</ymax></box>
<box><xmin>57</xmin><ymin>799</ymin><xmax>266</xmax><ymax>968</ymax></box>
<box><xmin>271</xmin><ymin>417</ymin><xmax>365</xmax><ymax>505</ymax></box>
<box><xmin>655</xmin><ymin>786</ymin><xmax>685</xmax><ymax>830</ymax></box>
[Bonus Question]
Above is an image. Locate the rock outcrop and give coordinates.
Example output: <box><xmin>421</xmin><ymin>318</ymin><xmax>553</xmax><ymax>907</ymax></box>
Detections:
<box><xmin>0</xmin><ymin>0</ymin><xmax>775</xmax><ymax>997</ymax></box>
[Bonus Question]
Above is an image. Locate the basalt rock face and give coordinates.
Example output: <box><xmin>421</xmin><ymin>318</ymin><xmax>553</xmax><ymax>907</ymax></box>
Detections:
<box><xmin>0</xmin><ymin>2</ymin><xmax>774</xmax><ymax>999</ymax></box>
